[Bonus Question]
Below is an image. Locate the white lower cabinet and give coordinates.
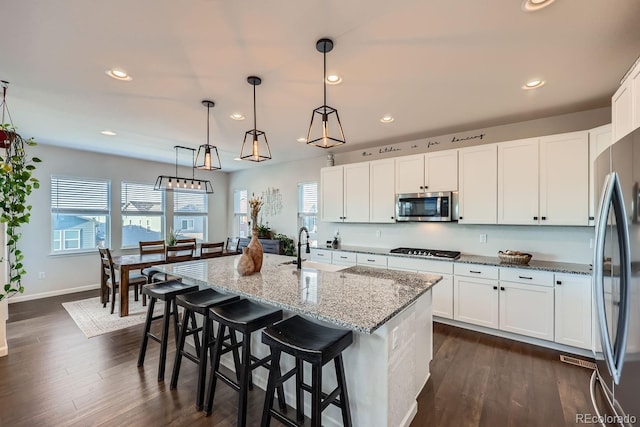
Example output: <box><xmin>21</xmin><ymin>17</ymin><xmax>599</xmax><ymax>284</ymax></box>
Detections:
<box><xmin>309</xmin><ymin>248</ymin><xmax>331</xmax><ymax>263</ymax></box>
<box><xmin>454</xmin><ymin>274</ymin><xmax>499</xmax><ymax>328</ymax></box>
<box><xmin>498</xmin><ymin>280</ymin><xmax>554</xmax><ymax>341</ymax></box>
<box><xmin>331</xmin><ymin>251</ymin><xmax>357</xmax><ymax>266</ymax></box>
<box><xmin>554</xmin><ymin>273</ymin><xmax>592</xmax><ymax>350</ymax></box>
<box><xmin>356</xmin><ymin>253</ymin><xmax>388</xmax><ymax>269</ymax></box>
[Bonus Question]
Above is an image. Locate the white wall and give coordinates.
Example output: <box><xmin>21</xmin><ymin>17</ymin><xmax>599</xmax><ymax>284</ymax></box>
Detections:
<box><xmin>12</xmin><ymin>144</ymin><xmax>229</xmax><ymax>302</ymax></box>
<box><xmin>228</xmin><ymin>107</ymin><xmax>610</xmax><ymax>264</ymax></box>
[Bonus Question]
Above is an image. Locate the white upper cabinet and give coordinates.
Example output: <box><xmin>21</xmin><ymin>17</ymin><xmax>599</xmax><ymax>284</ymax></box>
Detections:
<box><xmin>539</xmin><ymin>131</ymin><xmax>589</xmax><ymax>225</ymax></box>
<box><xmin>395</xmin><ymin>151</ymin><xmax>458</xmax><ymax>194</ymax></box>
<box><xmin>369</xmin><ymin>158</ymin><xmax>396</xmax><ymax>223</ymax></box>
<box><xmin>320</xmin><ymin>166</ymin><xmax>345</xmax><ymax>222</ymax></box>
<box><xmin>458</xmin><ymin>144</ymin><xmax>498</xmax><ymax>224</ymax></box>
<box><xmin>588</xmin><ymin>124</ymin><xmax>612</xmax><ymax>225</ymax></box>
<box><xmin>320</xmin><ymin>164</ymin><xmax>370</xmax><ymax>223</ymax></box>
<box><xmin>612</xmin><ymin>57</ymin><xmax>640</xmax><ymax>142</ymax></box>
<box><xmin>498</xmin><ymin>138</ymin><xmax>539</xmax><ymax>225</ymax></box>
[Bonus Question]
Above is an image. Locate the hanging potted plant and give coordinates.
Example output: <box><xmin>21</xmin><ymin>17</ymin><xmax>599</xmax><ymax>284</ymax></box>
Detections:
<box><xmin>0</xmin><ymin>81</ymin><xmax>41</xmax><ymax>301</ymax></box>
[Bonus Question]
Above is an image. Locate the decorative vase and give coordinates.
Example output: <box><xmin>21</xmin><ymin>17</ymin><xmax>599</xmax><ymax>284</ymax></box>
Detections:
<box><xmin>237</xmin><ymin>247</ymin><xmax>255</xmax><ymax>276</ymax></box>
<box><xmin>247</xmin><ymin>228</ymin><xmax>264</xmax><ymax>272</ymax></box>
<box><xmin>0</xmin><ymin>130</ymin><xmax>15</xmax><ymax>149</ymax></box>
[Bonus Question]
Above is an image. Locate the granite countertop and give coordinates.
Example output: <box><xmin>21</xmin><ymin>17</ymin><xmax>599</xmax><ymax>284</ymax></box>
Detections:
<box><xmin>155</xmin><ymin>254</ymin><xmax>442</xmax><ymax>334</ymax></box>
<box><xmin>312</xmin><ymin>245</ymin><xmax>592</xmax><ymax>275</ymax></box>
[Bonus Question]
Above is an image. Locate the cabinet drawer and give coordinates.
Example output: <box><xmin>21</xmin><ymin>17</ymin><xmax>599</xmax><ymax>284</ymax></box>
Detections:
<box><xmin>388</xmin><ymin>257</ymin><xmax>454</xmax><ymax>274</ymax></box>
<box><xmin>356</xmin><ymin>253</ymin><xmax>388</xmax><ymax>268</ymax></box>
<box><xmin>454</xmin><ymin>263</ymin><xmax>499</xmax><ymax>280</ymax></box>
<box><xmin>310</xmin><ymin>249</ymin><xmax>332</xmax><ymax>263</ymax></box>
<box><xmin>499</xmin><ymin>268</ymin><xmax>554</xmax><ymax>287</ymax></box>
<box><xmin>332</xmin><ymin>251</ymin><xmax>357</xmax><ymax>264</ymax></box>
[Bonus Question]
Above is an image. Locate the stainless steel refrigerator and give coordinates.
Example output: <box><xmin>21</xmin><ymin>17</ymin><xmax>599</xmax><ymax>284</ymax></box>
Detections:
<box><xmin>592</xmin><ymin>126</ymin><xmax>640</xmax><ymax>426</ymax></box>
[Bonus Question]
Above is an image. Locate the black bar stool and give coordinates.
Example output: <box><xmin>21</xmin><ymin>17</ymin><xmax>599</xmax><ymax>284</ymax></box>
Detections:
<box><xmin>169</xmin><ymin>288</ymin><xmax>241</xmax><ymax>410</ymax></box>
<box><xmin>137</xmin><ymin>279</ymin><xmax>198</xmax><ymax>381</ymax></box>
<box><xmin>260</xmin><ymin>315</ymin><xmax>353</xmax><ymax>427</ymax></box>
<box><xmin>204</xmin><ymin>299</ymin><xmax>286</xmax><ymax>427</ymax></box>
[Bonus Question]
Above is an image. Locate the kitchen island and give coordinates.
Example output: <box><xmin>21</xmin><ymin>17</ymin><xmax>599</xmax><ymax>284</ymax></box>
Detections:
<box><xmin>155</xmin><ymin>253</ymin><xmax>442</xmax><ymax>427</ymax></box>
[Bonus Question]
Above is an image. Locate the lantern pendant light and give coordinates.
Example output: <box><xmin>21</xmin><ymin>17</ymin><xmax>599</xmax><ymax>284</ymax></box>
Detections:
<box><xmin>240</xmin><ymin>76</ymin><xmax>272</xmax><ymax>162</ymax></box>
<box><xmin>306</xmin><ymin>38</ymin><xmax>346</xmax><ymax>149</ymax></box>
<box><xmin>195</xmin><ymin>100</ymin><xmax>222</xmax><ymax>171</ymax></box>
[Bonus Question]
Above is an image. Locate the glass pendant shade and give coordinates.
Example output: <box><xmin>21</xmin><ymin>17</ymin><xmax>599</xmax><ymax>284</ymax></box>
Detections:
<box><xmin>306</xmin><ymin>38</ymin><xmax>346</xmax><ymax>149</ymax></box>
<box><xmin>240</xmin><ymin>76</ymin><xmax>272</xmax><ymax>162</ymax></box>
<box><xmin>194</xmin><ymin>100</ymin><xmax>222</xmax><ymax>170</ymax></box>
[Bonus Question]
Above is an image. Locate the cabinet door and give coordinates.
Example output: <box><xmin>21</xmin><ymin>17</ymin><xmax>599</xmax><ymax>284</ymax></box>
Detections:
<box><xmin>539</xmin><ymin>131</ymin><xmax>589</xmax><ymax>225</ymax></box>
<box><xmin>432</xmin><ymin>274</ymin><xmax>454</xmax><ymax>319</ymax></box>
<box><xmin>588</xmin><ymin>124</ymin><xmax>612</xmax><ymax>225</ymax></box>
<box><xmin>612</xmin><ymin>79</ymin><xmax>632</xmax><ymax>142</ymax></box>
<box><xmin>497</xmin><ymin>138</ymin><xmax>539</xmax><ymax>225</ymax></box>
<box><xmin>631</xmin><ymin>63</ymin><xmax>640</xmax><ymax>133</ymax></box>
<box><xmin>499</xmin><ymin>281</ymin><xmax>554</xmax><ymax>340</ymax></box>
<box><xmin>395</xmin><ymin>154</ymin><xmax>424</xmax><ymax>194</ymax></box>
<box><xmin>554</xmin><ymin>274</ymin><xmax>592</xmax><ymax>350</ymax></box>
<box><xmin>458</xmin><ymin>144</ymin><xmax>498</xmax><ymax>224</ymax></box>
<box><xmin>320</xmin><ymin>166</ymin><xmax>345</xmax><ymax>222</ymax></box>
<box><xmin>343</xmin><ymin>163</ymin><xmax>370</xmax><ymax>222</ymax></box>
<box><xmin>425</xmin><ymin>150</ymin><xmax>458</xmax><ymax>192</ymax></box>
<box><xmin>369</xmin><ymin>158</ymin><xmax>396</xmax><ymax>223</ymax></box>
<box><xmin>453</xmin><ymin>276</ymin><xmax>499</xmax><ymax>328</ymax></box>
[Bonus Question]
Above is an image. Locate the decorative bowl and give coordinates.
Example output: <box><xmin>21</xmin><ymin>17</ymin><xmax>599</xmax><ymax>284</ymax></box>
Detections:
<box><xmin>498</xmin><ymin>250</ymin><xmax>532</xmax><ymax>265</ymax></box>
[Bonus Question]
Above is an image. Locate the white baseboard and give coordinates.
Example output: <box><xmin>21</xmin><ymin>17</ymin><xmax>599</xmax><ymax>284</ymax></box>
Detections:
<box><xmin>399</xmin><ymin>402</ymin><xmax>418</xmax><ymax>427</ymax></box>
<box><xmin>0</xmin><ymin>343</ymin><xmax>7</xmax><ymax>357</ymax></box>
<box><xmin>434</xmin><ymin>317</ymin><xmax>593</xmax><ymax>358</ymax></box>
<box><xmin>8</xmin><ymin>284</ymin><xmax>101</xmax><ymax>304</ymax></box>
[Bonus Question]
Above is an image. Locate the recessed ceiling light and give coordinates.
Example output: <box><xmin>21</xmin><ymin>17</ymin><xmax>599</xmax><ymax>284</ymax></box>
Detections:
<box><xmin>296</xmin><ymin>137</ymin><xmax>307</xmax><ymax>143</ymax></box>
<box><xmin>105</xmin><ymin>68</ymin><xmax>132</xmax><ymax>81</ymax></box>
<box><xmin>100</xmin><ymin>130</ymin><xmax>116</xmax><ymax>136</ymax></box>
<box><xmin>380</xmin><ymin>115</ymin><xmax>395</xmax><ymax>123</ymax></box>
<box><xmin>522</xmin><ymin>79</ymin><xmax>545</xmax><ymax>90</ymax></box>
<box><xmin>230</xmin><ymin>113</ymin><xmax>245</xmax><ymax>121</ymax></box>
<box><xmin>521</xmin><ymin>0</ymin><xmax>556</xmax><ymax>12</ymax></box>
<box><xmin>326</xmin><ymin>74</ymin><xmax>342</xmax><ymax>85</ymax></box>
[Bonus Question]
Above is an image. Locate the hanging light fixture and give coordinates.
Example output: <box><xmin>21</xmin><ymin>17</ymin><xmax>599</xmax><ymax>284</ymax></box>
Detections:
<box><xmin>240</xmin><ymin>76</ymin><xmax>272</xmax><ymax>162</ymax></box>
<box><xmin>306</xmin><ymin>38</ymin><xmax>346</xmax><ymax>149</ymax></box>
<box><xmin>195</xmin><ymin>100</ymin><xmax>222</xmax><ymax>171</ymax></box>
<box><xmin>155</xmin><ymin>145</ymin><xmax>213</xmax><ymax>194</ymax></box>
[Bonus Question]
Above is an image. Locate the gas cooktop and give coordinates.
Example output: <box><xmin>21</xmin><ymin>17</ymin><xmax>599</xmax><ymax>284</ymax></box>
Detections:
<box><xmin>389</xmin><ymin>247</ymin><xmax>461</xmax><ymax>260</ymax></box>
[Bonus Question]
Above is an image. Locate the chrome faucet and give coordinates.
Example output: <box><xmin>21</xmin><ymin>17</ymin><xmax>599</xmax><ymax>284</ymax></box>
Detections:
<box><xmin>297</xmin><ymin>226</ymin><xmax>310</xmax><ymax>269</ymax></box>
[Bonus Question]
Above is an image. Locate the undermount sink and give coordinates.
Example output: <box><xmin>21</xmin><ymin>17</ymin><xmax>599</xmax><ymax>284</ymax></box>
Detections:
<box><xmin>278</xmin><ymin>260</ymin><xmax>347</xmax><ymax>272</ymax></box>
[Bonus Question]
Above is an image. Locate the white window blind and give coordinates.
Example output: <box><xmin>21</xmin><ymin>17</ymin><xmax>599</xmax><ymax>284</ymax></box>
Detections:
<box><xmin>298</xmin><ymin>182</ymin><xmax>318</xmax><ymax>214</ymax></box>
<box><xmin>173</xmin><ymin>192</ymin><xmax>208</xmax><ymax>241</ymax></box>
<box><xmin>122</xmin><ymin>182</ymin><xmax>163</xmax><ymax>214</ymax></box>
<box><xmin>234</xmin><ymin>189</ymin><xmax>248</xmax><ymax>214</ymax></box>
<box><xmin>51</xmin><ymin>176</ymin><xmax>111</xmax><ymax>252</ymax></box>
<box><xmin>174</xmin><ymin>192</ymin><xmax>207</xmax><ymax>213</ymax></box>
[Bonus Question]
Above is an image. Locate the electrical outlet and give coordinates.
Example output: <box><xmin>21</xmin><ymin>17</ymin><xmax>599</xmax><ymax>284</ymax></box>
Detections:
<box><xmin>392</xmin><ymin>326</ymin><xmax>399</xmax><ymax>350</ymax></box>
<box><xmin>479</xmin><ymin>234</ymin><xmax>487</xmax><ymax>244</ymax></box>
<box><xmin>376</xmin><ymin>230</ymin><xmax>381</xmax><ymax>238</ymax></box>
<box><xmin>38</xmin><ymin>272</ymin><xmax>46</xmax><ymax>279</ymax></box>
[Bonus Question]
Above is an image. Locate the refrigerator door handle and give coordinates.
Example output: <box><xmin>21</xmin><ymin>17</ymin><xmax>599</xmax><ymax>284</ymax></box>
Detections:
<box><xmin>593</xmin><ymin>172</ymin><xmax>632</xmax><ymax>384</ymax></box>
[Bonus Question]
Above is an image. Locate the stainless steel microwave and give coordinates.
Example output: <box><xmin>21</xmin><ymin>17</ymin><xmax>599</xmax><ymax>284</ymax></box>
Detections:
<box><xmin>395</xmin><ymin>191</ymin><xmax>455</xmax><ymax>222</ymax></box>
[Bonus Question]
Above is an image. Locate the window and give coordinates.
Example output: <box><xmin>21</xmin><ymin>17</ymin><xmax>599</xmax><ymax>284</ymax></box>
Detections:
<box><xmin>234</xmin><ymin>189</ymin><xmax>249</xmax><ymax>238</ymax></box>
<box><xmin>51</xmin><ymin>176</ymin><xmax>110</xmax><ymax>253</ymax></box>
<box><xmin>298</xmin><ymin>182</ymin><xmax>318</xmax><ymax>243</ymax></box>
<box><xmin>122</xmin><ymin>182</ymin><xmax>164</xmax><ymax>248</ymax></box>
<box><xmin>174</xmin><ymin>192</ymin><xmax>208</xmax><ymax>242</ymax></box>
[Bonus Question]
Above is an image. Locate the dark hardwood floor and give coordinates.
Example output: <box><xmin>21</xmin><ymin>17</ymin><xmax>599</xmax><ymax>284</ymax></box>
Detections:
<box><xmin>0</xmin><ymin>292</ymin><xmax>595</xmax><ymax>426</ymax></box>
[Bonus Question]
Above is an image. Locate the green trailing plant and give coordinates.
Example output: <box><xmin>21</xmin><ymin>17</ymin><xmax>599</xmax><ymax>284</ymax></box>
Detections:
<box><xmin>0</xmin><ymin>124</ymin><xmax>41</xmax><ymax>301</ymax></box>
<box><xmin>273</xmin><ymin>233</ymin><xmax>295</xmax><ymax>256</ymax></box>
<box><xmin>256</xmin><ymin>223</ymin><xmax>272</xmax><ymax>239</ymax></box>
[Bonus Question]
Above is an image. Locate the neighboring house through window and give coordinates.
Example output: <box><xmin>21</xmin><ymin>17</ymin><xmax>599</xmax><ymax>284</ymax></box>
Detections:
<box><xmin>121</xmin><ymin>181</ymin><xmax>165</xmax><ymax>248</ymax></box>
<box><xmin>234</xmin><ymin>189</ymin><xmax>249</xmax><ymax>238</ymax></box>
<box><xmin>298</xmin><ymin>182</ymin><xmax>318</xmax><ymax>243</ymax></box>
<box><xmin>174</xmin><ymin>192</ymin><xmax>208</xmax><ymax>242</ymax></box>
<box><xmin>51</xmin><ymin>176</ymin><xmax>110</xmax><ymax>253</ymax></box>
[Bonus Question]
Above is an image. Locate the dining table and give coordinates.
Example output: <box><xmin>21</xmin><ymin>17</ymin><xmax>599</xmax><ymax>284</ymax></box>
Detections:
<box><xmin>109</xmin><ymin>250</ymin><xmax>238</xmax><ymax>317</ymax></box>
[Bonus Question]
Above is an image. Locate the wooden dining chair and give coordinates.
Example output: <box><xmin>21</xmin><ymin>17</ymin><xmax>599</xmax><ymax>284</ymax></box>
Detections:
<box><xmin>99</xmin><ymin>247</ymin><xmax>147</xmax><ymax>314</ymax></box>
<box><xmin>151</xmin><ymin>243</ymin><xmax>197</xmax><ymax>283</ymax></box>
<box><xmin>226</xmin><ymin>237</ymin><xmax>240</xmax><ymax>253</ymax></box>
<box><xmin>139</xmin><ymin>240</ymin><xmax>166</xmax><ymax>255</ymax></box>
<box><xmin>176</xmin><ymin>238</ymin><xmax>197</xmax><ymax>246</ymax></box>
<box><xmin>200</xmin><ymin>242</ymin><xmax>225</xmax><ymax>259</ymax></box>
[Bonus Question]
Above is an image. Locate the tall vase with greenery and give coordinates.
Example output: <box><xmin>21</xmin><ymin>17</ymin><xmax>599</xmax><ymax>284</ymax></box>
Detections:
<box><xmin>0</xmin><ymin>124</ymin><xmax>40</xmax><ymax>301</ymax></box>
<box><xmin>247</xmin><ymin>193</ymin><xmax>264</xmax><ymax>272</ymax></box>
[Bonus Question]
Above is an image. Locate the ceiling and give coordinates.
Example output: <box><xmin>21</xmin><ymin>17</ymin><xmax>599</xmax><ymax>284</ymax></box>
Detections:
<box><xmin>2</xmin><ymin>0</ymin><xmax>640</xmax><ymax>172</ymax></box>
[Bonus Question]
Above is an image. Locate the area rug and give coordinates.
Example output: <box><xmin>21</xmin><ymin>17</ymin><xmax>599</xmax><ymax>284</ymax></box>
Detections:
<box><xmin>62</xmin><ymin>292</ymin><xmax>164</xmax><ymax>338</ymax></box>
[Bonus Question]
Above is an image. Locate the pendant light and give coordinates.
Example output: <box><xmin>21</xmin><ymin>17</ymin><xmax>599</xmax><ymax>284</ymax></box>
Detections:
<box><xmin>155</xmin><ymin>145</ymin><xmax>214</xmax><ymax>194</ymax></box>
<box><xmin>306</xmin><ymin>38</ymin><xmax>346</xmax><ymax>149</ymax></box>
<box><xmin>240</xmin><ymin>76</ymin><xmax>272</xmax><ymax>162</ymax></box>
<box><xmin>195</xmin><ymin>100</ymin><xmax>222</xmax><ymax>171</ymax></box>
